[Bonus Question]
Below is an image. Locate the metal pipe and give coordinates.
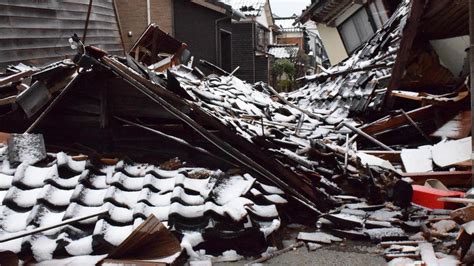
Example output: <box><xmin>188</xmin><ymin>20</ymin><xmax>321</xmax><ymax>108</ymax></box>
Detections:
<box><xmin>147</xmin><ymin>0</ymin><xmax>151</xmax><ymax>25</ymax></box>
<box><xmin>0</xmin><ymin>210</ymin><xmax>107</xmax><ymax>243</ymax></box>
<box><xmin>338</xmin><ymin>121</ymin><xmax>394</xmax><ymax>151</ymax></box>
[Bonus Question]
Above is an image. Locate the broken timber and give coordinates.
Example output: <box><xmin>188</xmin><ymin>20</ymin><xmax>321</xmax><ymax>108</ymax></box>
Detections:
<box><xmin>401</xmin><ymin>171</ymin><xmax>472</xmax><ymax>186</ymax></box>
<box><xmin>100</xmin><ymin>56</ymin><xmax>322</xmax><ymax>214</ymax></box>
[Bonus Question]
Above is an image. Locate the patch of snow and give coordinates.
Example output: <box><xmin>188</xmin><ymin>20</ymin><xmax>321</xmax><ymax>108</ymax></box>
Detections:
<box><xmin>56</xmin><ymin>152</ymin><xmax>86</xmax><ymax>173</ymax></box>
<box><xmin>30</xmin><ymin>235</ymin><xmax>57</xmax><ymax>262</ymax></box>
<box><xmin>260</xmin><ymin>219</ymin><xmax>281</xmax><ymax>238</ymax></box>
<box><xmin>212</xmin><ymin>175</ymin><xmax>254</xmax><ymax>205</ymax></box>
<box><xmin>258</xmin><ymin>182</ymin><xmax>284</xmax><ymax>195</ymax></box>
<box><xmin>36</xmin><ymin>255</ymin><xmax>107</xmax><ymax>265</ymax></box>
<box><xmin>65</xmin><ymin>236</ymin><xmax>94</xmax><ymax>256</ymax></box>
<box><xmin>0</xmin><ymin>173</ymin><xmax>13</xmax><ymax>189</ymax></box>
<box><xmin>181</xmin><ymin>231</ymin><xmax>204</xmax><ymax>257</ymax></box>
<box><xmin>4</xmin><ymin>186</ymin><xmax>42</xmax><ymax>208</ymax></box>
<box><xmin>297</xmin><ymin>232</ymin><xmax>342</xmax><ymax>244</ymax></box>
<box><xmin>172</xmin><ymin>186</ymin><xmax>205</xmax><ymax>205</ymax></box>
<box><xmin>13</xmin><ymin>163</ymin><xmax>58</xmax><ymax>188</ymax></box>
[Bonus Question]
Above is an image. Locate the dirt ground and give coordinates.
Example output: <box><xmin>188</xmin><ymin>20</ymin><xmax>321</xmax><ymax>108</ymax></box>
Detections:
<box><xmin>214</xmin><ymin>224</ymin><xmax>387</xmax><ymax>266</ymax></box>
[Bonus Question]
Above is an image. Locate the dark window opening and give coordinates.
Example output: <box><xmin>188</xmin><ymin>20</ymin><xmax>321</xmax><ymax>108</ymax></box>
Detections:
<box><xmin>338</xmin><ymin>8</ymin><xmax>375</xmax><ymax>54</ymax></box>
<box><xmin>256</xmin><ymin>26</ymin><xmax>268</xmax><ymax>52</ymax></box>
<box><xmin>219</xmin><ymin>30</ymin><xmax>232</xmax><ymax>72</ymax></box>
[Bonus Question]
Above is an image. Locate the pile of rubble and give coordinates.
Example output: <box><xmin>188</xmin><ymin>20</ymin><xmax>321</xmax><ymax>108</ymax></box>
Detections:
<box><xmin>0</xmin><ymin>0</ymin><xmax>471</xmax><ymax>264</ymax></box>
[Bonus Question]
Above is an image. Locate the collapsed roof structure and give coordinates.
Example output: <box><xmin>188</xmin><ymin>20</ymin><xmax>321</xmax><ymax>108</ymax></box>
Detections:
<box><xmin>0</xmin><ymin>0</ymin><xmax>471</xmax><ymax>264</ymax></box>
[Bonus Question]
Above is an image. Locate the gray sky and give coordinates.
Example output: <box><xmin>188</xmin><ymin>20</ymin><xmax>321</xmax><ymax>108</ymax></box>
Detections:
<box><xmin>270</xmin><ymin>0</ymin><xmax>311</xmax><ymax>17</ymax></box>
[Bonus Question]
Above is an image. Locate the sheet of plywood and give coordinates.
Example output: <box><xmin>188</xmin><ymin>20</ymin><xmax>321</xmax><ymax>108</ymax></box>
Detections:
<box><xmin>432</xmin><ymin>137</ymin><xmax>471</xmax><ymax>167</ymax></box>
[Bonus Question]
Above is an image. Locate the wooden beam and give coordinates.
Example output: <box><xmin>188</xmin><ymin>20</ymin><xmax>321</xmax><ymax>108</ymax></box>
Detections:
<box><xmin>385</xmin><ymin>0</ymin><xmax>426</xmax><ymax>109</ymax></box>
<box><xmin>470</xmin><ymin>0</ymin><xmax>474</xmax><ymax>180</ymax></box>
<box><xmin>101</xmin><ymin>57</ymin><xmax>323</xmax><ymax>214</ymax></box>
<box><xmin>401</xmin><ymin>171</ymin><xmax>472</xmax><ymax>186</ymax></box>
<box><xmin>0</xmin><ymin>70</ymin><xmax>34</xmax><ymax>86</ymax></box>
<box><xmin>361</xmin><ymin>105</ymin><xmax>433</xmax><ymax>135</ymax></box>
<box><xmin>438</xmin><ymin>197</ymin><xmax>474</xmax><ymax>204</ymax></box>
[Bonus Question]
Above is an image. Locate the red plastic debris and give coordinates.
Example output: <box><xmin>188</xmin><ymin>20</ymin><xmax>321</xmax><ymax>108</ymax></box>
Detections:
<box><xmin>411</xmin><ymin>185</ymin><xmax>465</xmax><ymax>209</ymax></box>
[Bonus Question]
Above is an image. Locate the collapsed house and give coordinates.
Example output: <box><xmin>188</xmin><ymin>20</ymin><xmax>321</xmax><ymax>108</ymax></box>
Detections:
<box><xmin>0</xmin><ymin>0</ymin><xmax>471</xmax><ymax>264</ymax></box>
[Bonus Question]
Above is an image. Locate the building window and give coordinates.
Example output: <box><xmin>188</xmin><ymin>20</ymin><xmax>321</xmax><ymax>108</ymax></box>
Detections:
<box><xmin>369</xmin><ymin>0</ymin><xmax>389</xmax><ymax>29</ymax></box>
<box><xmin>338</xmin><ymin>8</ymin><xmax>375</xmax><ymax>54</ymax></box>
<box><xmin>256</xmin><ymin>26</ymin><xmax>268</xmax><ymax>51</ymax></box>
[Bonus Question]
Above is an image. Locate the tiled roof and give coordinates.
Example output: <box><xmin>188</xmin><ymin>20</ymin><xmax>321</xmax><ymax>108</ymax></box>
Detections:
<box><xmin>0</xmin><ymin>139</ymin><xmax>286</xmax><ymax>262</ymax></box>
<box><xmin>286</xmin><ymin>0</ymin><xmax>411</xmax><ymax>118</ymax></box>
<box><xmin>268</xmin><ymin>45</ymin><xmax>300</xmax><ymax>59</ymax></box>
<box><xmin>226</xmin><ymin>0</ymin><xmax>266</xmax><ymax>17</ymax></box>
<box><xmin>275</xmin><ymin>16</ymin><xmax>304</xmax><ymax>32</ymax></box>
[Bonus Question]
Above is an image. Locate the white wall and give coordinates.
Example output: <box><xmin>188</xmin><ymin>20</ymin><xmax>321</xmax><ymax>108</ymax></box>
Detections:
<box><xmin>430</xmin><ymin>36</ymin><xmax>470</xmax><ymax>77</ymax></box>
<box><xmin>256</xmin><ymin>2</ymin><xmax>270</xmax><ymax>29</ymax></box>
<box><xmin>317</xmin><ymin>24</ymin><xmax>348</xmax><ymax>65</ymax></box>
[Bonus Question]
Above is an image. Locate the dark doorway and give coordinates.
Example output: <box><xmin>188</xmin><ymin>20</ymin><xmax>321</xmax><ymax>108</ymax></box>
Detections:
<box><xmin>220</xmin><ymin>30</ymin><xmax>232</xmax><ymax>72</ymax></box>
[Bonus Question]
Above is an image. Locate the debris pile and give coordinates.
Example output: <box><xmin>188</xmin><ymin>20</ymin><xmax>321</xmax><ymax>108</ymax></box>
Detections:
<box><xmin>0</xmin><ymin>0</ymin><xmax>471</xmax><ymax>264</ymax></box>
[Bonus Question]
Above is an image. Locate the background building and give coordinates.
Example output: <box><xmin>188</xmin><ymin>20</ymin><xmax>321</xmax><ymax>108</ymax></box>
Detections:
<box><xmin>115</xmin><ymin>0</ymin><xmax>239</xmax><ymax>72</ymax></box>
<box><xmin>228</xmin><ymin>0</ymin><xmax>276</xmax><ymax>83</ymax></box>
<box><xmin>298</xmin><ymin>0</ymin><xmax>399</xmax><ymax>65</ymax></box>
<box><xmin>0</xmin><ymin>0</ymin><xmax>123</xmax><ymax>70</ymax></box>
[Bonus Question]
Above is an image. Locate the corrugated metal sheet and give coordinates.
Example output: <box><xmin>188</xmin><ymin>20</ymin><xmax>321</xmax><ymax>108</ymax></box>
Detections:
<box><xmin>0</xmin><ymin>0</ymin><xmax>124</xmax><ymax>70</ymax></box>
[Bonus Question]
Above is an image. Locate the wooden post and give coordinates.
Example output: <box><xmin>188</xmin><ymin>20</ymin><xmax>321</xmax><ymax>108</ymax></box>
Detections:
<box><xmin>470</xmin><ymin>0</ymin><xmax>474</xmax><ymax>185</ymax></box>
<box><xmin>385</xmin><ymin>0</ymin><xmax>426</xmax><ymax>109</ymax></box>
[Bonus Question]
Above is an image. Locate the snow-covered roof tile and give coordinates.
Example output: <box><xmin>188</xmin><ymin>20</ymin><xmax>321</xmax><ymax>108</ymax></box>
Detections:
<box><xmin>0</xmin><ymin>140</ymin><xmax>286</xmax><ymax>262</ymax></box>
<box><xmin>274</xmin><ymin>16</ymin><xmax>304</xmax><ymax>32</ymax></box>
<box><xmin>268</xmin><ymin>44</ymin><xmax>300</xmax><ymax>59</ymax></box>
<box><xmin>227</xmin><ymin>0</ymin><xmax>266</xmax><ymax>17</ymax></box>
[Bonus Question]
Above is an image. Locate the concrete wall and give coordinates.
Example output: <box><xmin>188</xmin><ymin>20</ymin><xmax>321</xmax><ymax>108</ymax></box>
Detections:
<box><xmin>317</xmin><ymin>24</ymin><xmax>348</xmax><ymax>65</ymax></box>
<box><xmin>116</xmin><ymin>0</ymin><xmax>173</xmax><ymax>51</ymax></box>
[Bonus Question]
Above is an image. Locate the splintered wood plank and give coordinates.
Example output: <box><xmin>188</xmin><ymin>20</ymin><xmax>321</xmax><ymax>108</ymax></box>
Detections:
<box><xmin>431</xmin><ymin>110</ymin><xmax>471</xmax><ymax>139</ymax></box>
<box><xmin>105</xmin><ymin>215</ymin><xmax>181</xmax><ymax>261</ymax></box>
<box><xmin>385</xmin><ymin>0</ymin><xmax>427</xmax><ymax>108</ymax></box>
<box><xmin>451</xmin><ymin>206</ymin><xmax>474</xmax><ymax>224</ymax></box>
<box><xmin>432</xmin><ymin>137</ymin><xmax>471</xmax><ymax>168</ymax></box>
<box><xmin>401</xmin><ymin>171</ymin><xmax>472</xmax><ymax>186</ymax></box>
<box><xmin>361</xmin><ymin>105</ymin><xmax>433</xmax><ymax>135</ymax></box>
